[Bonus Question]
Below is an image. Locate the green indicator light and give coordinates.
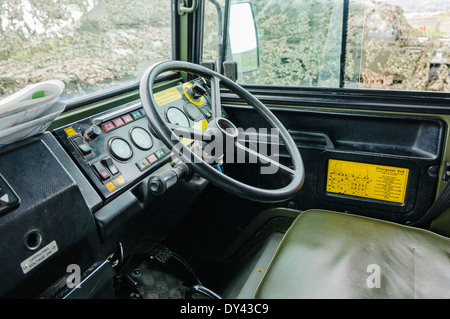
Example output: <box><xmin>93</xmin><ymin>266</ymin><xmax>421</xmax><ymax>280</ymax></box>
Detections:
<box><xmin>131</xmin><ymin>110</ymin><xmax>143</xmax><ymax>120</ymax></box>
<box><xmin>155</xmin><ymin>149</ymin><xmax>166</xmax><ymax>159</ymax></box>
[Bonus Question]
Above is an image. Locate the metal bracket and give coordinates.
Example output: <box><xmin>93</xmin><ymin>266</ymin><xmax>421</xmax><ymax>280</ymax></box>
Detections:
<box><xmin>178</xmin><ymin>0</ymin><xmax>198</xmax><ymax>15</ymax></box>
<box><xmin>442</xmin><ymin>162</ymin><xmax>450</xmax><ymax>181</ymax></box>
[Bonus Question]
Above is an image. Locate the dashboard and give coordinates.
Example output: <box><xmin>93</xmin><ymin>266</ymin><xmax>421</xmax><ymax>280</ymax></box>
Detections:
<box><xmin>53</xmin><ymin>78</ymin><xmax>215</xmax><ymax>200</ymax></box>
<box><xmin>0</xmin><ymin>77</ymin><xmax>219</xmax><ymax>298</ymax></box>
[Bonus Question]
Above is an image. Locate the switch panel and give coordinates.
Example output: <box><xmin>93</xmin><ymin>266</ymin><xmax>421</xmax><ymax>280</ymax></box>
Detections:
<box><xmin>53</xmin><ymin>79</ymin><xmax>211</xmax><ymax>200</ymax></box>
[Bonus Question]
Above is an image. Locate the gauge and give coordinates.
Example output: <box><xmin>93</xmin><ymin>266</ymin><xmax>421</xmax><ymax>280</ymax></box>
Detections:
<box><xmin>108</xmin><ymin>137</ymin><xmax>133</xmax><ymax>161</ymax></box>
<box><xmin>184</xmin><ymin>102</ymin><xmax>203</xmax><ymax>121</ymax></box>
<box><xmin>165</xmin><ymin>107</ymin><xmax>190</xmax><ymax>127</ymax></box>
<box><xmin>130</xmin><ymin>127</ymin><xmax>153</xmax><ymax>150</ymax></box>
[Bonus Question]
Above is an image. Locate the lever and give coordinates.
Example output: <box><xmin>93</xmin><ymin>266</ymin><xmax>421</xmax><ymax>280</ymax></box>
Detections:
<box><xmin>148</xmin><ymin>163</ymin><xmax>190</xmax><ymax>195</ymax></box>
<box><xmin>188</xmin><ymin>83</ymin><xmax>207</xmax><ymax>99</ymax></box>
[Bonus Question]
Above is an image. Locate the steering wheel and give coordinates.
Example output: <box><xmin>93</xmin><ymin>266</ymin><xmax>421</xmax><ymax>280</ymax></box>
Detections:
<box><xmin>140</xmin><ymin>61</ymin><xmax>304</xmax><ymax>203</ymax></box>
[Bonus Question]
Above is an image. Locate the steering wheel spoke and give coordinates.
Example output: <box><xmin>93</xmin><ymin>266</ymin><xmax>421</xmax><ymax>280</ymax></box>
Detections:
<box><xmin>167</xmin><ymin>123</ymin><xmax>213</xmax><ymax>142</ymax></box>
<box><xmin>234</xmin><ymin>140</ymin><xmax>295</xmax><ymax>178</ymax></box>
<box><xmin>210</xmin><ymin>75</ymin><xmax>223</xmax><ymax>119</ymax></box>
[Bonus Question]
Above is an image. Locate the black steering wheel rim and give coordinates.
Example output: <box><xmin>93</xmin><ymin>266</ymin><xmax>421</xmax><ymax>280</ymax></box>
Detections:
<box><xmin>140</xmin><ymin>60</ymin><xmax>304</xmax><ymax>203</ymax></box>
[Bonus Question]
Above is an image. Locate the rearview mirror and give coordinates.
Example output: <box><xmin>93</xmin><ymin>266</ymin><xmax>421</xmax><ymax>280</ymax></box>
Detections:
<box><xmin>228</xmin><ymin>2</ymin><xmax>259</xmax><ymax>74</ymax></box>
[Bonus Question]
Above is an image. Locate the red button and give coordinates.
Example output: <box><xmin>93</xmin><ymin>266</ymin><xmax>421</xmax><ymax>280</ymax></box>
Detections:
<box><xmin>99</xmin><ymin>170</ymin><xmax>109</xmax><ymax>179</ymax></box>
<box><xmin>112</xmin><ymin>118</ymin><xmax>125</xmax><ymax>128</ymax></box>
<box><xmin>146</xmin><ymin>154</ymin><xmax>158</xmax><ymax>164</ymax></box>
<box><xmin>122</xmin><ymin>114</ymin><xmax>134</xmax><ymax>124</ymax></box>
<box><xmin>102</xmin><ymin>122</ymin><xmax>115</xmax><ymax>133</ymax></box>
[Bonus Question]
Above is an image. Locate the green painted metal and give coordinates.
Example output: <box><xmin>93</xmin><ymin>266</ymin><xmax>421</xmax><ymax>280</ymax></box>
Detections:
<box><xmin>47</xmin><ymin>77</ymin><xmax>181</xmax><ymax>130</ymax></box>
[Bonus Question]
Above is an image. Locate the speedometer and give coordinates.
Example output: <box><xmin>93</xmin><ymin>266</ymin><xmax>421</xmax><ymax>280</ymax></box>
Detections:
<box><xmin>165</xmin><ymin>107</ymin><xmax>190</xmax><ymax>127</ymax></box>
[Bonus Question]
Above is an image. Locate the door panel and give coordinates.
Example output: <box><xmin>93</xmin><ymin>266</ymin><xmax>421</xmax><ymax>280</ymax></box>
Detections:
<box><xmin>223</xmin><ymin>103</ymin><xmax>445</xmax><ymax>225</ymax></box>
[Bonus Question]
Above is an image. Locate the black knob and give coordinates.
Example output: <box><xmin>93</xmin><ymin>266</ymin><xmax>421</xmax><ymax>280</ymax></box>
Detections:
<box><xmin>85</xmin><ymin>125</ymin><xmax>101</xmax><ymax>140</ymax></box>
<box><xmin>149</xmin><ymin>179</ymin><xmax>163</xmax><ymax>194</ymax></box>
<box><xmin>189</xmin><ymin>83</ymin><xmax>207</xmax><ymax>99</ymax></box>
<box><xmin>148</xmin><ymin>164</ymin><xmax>190</xmax><ymax>195</ymax></box>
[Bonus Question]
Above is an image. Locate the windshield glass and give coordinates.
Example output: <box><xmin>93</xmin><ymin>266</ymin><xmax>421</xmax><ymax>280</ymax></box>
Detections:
<box><xmin>222</xmin><ymin>0</ymin><xmax>450</xmax><ymax>92</ymax></box>
<box><xmin>0</xmin><ymin>0</ymin><xmax>172</xmax><ymax>101</ymax></box>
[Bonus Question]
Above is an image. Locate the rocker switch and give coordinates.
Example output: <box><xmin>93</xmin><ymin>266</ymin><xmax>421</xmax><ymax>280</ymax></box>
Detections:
<box><xmin>91</xmin><ymin>161</ymin><xmax>110</xmax><ymax>181</ymax></box>
<box><xmin>101</xmin><ymin>157</ymin><xmax>119</xmax><ymax>176</ymax></box>
<box><xmin>72</xmin><ymin>137</ymin><xmax>92</xmax><ymax>156</ymax></box>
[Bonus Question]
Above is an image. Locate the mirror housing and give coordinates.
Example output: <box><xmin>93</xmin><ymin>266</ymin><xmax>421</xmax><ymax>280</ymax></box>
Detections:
<box><xmin>228</xmin><ymin>1</ymin><xmax>259</xmax><ymax>74</ymax></box>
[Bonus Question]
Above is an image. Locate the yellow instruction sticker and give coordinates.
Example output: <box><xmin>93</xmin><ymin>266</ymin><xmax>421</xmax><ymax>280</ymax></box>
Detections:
<box><xmin>154</xmin><ymin>87</ymin><xmax>182</xmax><ymax>106</ymax></box>
<box><xmin>193</xmin><ymin>119</ymin><xmax>209</xmax><ymax>131</ymax></box>
<box><xmin>326</xmin><ymin>159</ymin><xmax>409</xmax><ymax>204</ymax></box>
<box><xmin>180</xmin><ymin>119</ymin><xmax>209</xmax><ymax>145</ymax></box>
<box><xmin>64</xmin><ymin>127</ymin><xmax>77</xmax><ymax>137</ymax></box>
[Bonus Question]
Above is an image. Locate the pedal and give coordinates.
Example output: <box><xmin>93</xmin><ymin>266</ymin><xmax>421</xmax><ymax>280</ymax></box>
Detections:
<box><xmin>150</xmin><ymin>245</ymin><xmax>172</xmax><ymax>263</ymax></box>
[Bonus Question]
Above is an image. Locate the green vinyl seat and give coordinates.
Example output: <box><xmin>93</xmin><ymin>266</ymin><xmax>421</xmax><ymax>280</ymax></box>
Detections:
<box><xmin>254</xmin><ymin>209</ymin><xmax>450</xmax><ymax>299</ymax></box>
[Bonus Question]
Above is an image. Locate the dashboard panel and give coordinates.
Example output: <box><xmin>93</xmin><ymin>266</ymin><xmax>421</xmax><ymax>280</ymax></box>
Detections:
<box><xmin>53</xmin><ymin>78</ymin><xmax>215</xmax><ymax>200</ymax></box>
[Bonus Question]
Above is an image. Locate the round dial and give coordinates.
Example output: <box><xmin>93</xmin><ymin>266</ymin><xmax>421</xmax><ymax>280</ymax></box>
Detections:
<box><xmin>130</xmin><ymin>127</ymin><xmax>153</xmax><ymax>150</ymax></box>
<box><xmin>184</xmin><ymin>102</ymin><xmax>203</xmax><ymax>121</ymax></box>
<box><xmin>165</xmin><ymin>107</ymin><xmax>190</xmax><ymax>127</ymax></box>
<box><xmin>108</xmin><ymin>137</ymin><xmax>133</xmax><ymax>161</ymax></box>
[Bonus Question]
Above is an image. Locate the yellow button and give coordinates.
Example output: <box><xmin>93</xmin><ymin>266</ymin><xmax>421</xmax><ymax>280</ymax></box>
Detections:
<box><xmin>105</xmin><ymin>181</ymin><xmax>116</xmax><ymax>192</ymax></box>
<box><xmin>114</xmin><ymin>175</ymin><xmax>126</xmax><ymax>186</ymax></box>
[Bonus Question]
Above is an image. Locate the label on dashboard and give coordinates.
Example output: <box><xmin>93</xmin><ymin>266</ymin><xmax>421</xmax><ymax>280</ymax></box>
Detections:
<box><xmin>326</xmin><ymin>159</ymin><xmax>409</xmax><ymax>204</ymax></box>
<box><xmin>154</xmin><ymin>87</ymin><xmax>182</xmax><ymax>106</ymax></box>
<box><xmin>64</xmin><ymin>127</ymin><xmax>77</xmax><ymax>137</ymax></box>
<box><xmin>180</xmin><ymin>119</ymin><xmax>209</xmax><ymax>145</ymax></box>
<box><xmin>20</xmin><ymin>240</ymin><xmax>59</xmax><ymax>274</ymax></box>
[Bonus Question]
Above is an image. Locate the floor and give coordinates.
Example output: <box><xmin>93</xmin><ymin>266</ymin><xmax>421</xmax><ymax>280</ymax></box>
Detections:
<box><xmin>127</xmin><ymin>232</ymin><xmax>284</xmax><ymax>299</ymax></box>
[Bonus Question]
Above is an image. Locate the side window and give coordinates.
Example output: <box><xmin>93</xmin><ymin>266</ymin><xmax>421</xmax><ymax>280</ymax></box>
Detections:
<box><xmin>222</xmin><ymin>0</ymin><xmax>450</xmax><ymax>93</ymax></box>
<box><xmin>358</xmin><ymin>1</ymin><xmax>450</xmax><ymax>92</ymax></box>
<box><xmin>229</xmin><ymin>0</ymin><xmax>345</xmax><ymax>87</ymax></box>
<box><xmin>0</xmin><ymin>0</ymin><xmax>172</xmax><ymax>101</ymax></box>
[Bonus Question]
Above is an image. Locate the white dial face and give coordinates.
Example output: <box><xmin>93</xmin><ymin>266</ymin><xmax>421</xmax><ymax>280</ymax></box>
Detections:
<box><xmin>109</xmin><ymin>138</ymin><xmax>133</xmax><ymax>161</ymax></box>
<box><xmin>165</xmin><ymin>107</ymin><xmax>190</xmax><ymax>127</ymax></box>
<box><xmin>130</xmin><ymin>127</ymin><xmax>153</xmax><ymax>150</ymax></box>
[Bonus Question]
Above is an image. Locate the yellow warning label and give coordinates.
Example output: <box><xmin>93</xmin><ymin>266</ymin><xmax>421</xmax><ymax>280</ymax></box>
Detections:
<box><xmin>64</xmin><ymin>127</ymin><xmax>77</xmax><ymax>137</ymax></box>
<box><xmin>180</xmin><ymin>119</ymin><xmax>209</xmax><ymax>145</ymax></box>
<box><xmin>326</xmin><ymin>159</ymin><xmax>409</xmax><ymax>204</ymax></box>
<box><xmin>154</xmin><ymin>87</ymin><xmax>182</xmax><ymax>106</ymax></box>
<box><xmin>193</xmin><ymin>119</ymin><xmax>209</xmax><ymax>131</ymax></box>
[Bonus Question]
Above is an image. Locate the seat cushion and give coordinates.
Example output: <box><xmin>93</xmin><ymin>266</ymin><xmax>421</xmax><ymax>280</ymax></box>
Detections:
<box><xmin>254</xmin><ymin>209</ymin><xmax>450</xmax><ymax>299</ymax></box>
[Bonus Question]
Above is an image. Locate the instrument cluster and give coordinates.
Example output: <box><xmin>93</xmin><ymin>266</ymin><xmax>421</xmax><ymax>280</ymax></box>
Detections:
<box><xmin>53</xmin><ymin>79</ymin><xmax>214</xmax><ymax>200</ymax></box>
